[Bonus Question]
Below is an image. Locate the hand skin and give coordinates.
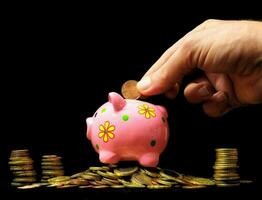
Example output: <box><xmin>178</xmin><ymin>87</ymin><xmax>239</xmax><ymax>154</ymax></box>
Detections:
<box><xmin>137</xmin><ymin>19</ymin><xmax>262</xmax><ymax>117</ymax></box>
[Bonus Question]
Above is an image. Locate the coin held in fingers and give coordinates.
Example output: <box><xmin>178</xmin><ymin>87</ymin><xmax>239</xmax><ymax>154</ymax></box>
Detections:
<box><xmin>121</xmin><ymin>80</ymin><xmax>141</xmax><ymax>99</ymax></box>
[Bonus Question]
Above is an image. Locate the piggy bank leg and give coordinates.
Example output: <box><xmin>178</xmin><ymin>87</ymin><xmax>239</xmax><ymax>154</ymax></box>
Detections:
<box><xmin>99</xmin><ymin>150</ymin><xmax>120</xmax><ymax>164</ymax></box>
<box><xmin>139</xmin><ymin>153</ymin><xmax>159</xmax><ymax>167</ymax></box>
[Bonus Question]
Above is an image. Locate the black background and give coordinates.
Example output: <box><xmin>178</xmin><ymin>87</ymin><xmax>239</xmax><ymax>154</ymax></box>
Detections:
<box><xmin>0</xmin><ymin>2</ymin><xmax>261</xmax><ymax>197</ymax></box>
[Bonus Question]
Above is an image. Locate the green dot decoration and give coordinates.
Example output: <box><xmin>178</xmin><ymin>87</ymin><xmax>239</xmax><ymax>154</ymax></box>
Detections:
<box><xmin>122</xmin><ymin>114</ymin><xmax>129</xmax><ymax>121</ymax></box>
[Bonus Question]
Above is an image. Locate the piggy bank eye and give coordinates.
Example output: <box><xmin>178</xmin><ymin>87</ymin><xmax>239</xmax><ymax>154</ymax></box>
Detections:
<box><xmin>94</xmin><ymin>112</ymin><xmax>98</xmax><ymax>117</ymax></box>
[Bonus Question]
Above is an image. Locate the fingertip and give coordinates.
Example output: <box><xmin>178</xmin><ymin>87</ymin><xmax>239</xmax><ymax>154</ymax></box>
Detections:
<box><xmin>184</xmin><ymin>82</ymin><xmax>213</xmax><ymax>104</ymax></box>
<box><xmin>202</xmin><ymin>102</ymin><xmax>223</xmax><ymax>117</ymax></box>
<box><xmin>137</xmin><ymin>77</ymin><xmax>152</xmax><ymax>92</ymax></box>
<box><xmin>137</xmin><ymin>73</ymin><xmax>178</xmax><ymax>96</ymax></box>
<box><xmin>202</xmin><ymin>91</ymin><xmax>230</xmax><ymax>117</ymax></box>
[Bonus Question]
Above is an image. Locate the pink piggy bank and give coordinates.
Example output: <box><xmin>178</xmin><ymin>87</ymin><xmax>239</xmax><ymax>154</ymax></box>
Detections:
<box><xmin>86</xmin><ymin>92</ymin><xmax>169</xmax><ymax>167</ymax></box>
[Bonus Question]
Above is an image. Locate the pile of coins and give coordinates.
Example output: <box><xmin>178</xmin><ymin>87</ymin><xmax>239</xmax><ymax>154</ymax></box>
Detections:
<box><xmin>8</xmin><ymin>148</ymin><xmax>252</xmax><ymax>190</ymax></box>
<box><xmin>213</xmin><ymin>148</ymin><xmax>240</xmax><ymax>187</ymax></box>
<box><xmin>42</xmin><ymin>165</ymin><xmax>215</xmax><ymax>189</ymax></box>
<box><xmin>9</xmin><ymin>149</ymin><xmax>36</xmax><ymax>187</ymax></box>
<box><xmin>41</xmin><ymin>155</ymin><xmax>64</xmax><ymax>182</ymax></box>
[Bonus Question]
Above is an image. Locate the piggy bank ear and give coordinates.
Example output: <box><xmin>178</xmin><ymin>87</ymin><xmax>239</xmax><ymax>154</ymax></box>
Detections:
<box><xmin>108</xmin><ymin>92</ymin><xmax>126</xmax><ymax>111</ymax></box>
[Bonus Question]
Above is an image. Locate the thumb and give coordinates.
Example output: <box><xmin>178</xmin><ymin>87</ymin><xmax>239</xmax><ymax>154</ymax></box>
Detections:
<box><xmin>137</xmin><ymin>47</ymin><xmax>194</xmax><ymax>96</ymax></box>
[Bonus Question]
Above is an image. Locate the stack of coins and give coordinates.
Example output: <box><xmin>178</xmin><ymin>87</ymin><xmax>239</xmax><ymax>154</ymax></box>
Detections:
<box><xmin>213</xmin><ymin>148</ymin><xmax>240</xmax><ymax>187</ymax></box>
<box><xmin>9</xmin><ymin>149</ymin><xmax>36</xmax><ymax>187</ymax></box>
<box><xmin>41</xmin><ymin>155</ymin><xmax>64</xmax><ymax>182</ymax></box>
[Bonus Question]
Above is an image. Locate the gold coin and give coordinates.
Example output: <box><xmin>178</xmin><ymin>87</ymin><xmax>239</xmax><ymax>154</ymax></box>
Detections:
<box><xmin>89</xmin><ymin>181</ymin><xmax>102</xmax><ymax>185</ymax></box>
<box><xmin>182</xmin><ymin>185</ymin><xmax>207</xmax><ymax>189</ymax></box>
<box><xmin>142</xmin><ymin>168</ymin><xmax>160</xmax><ymax>178</ymax></box>
<box><xmin>216</xmin><ymin>183</ymin><xmax>240</xmax><ymax>187</ymax></box>
<box><xmin>118</xmin><ymin>179</ymin><xmax>131</xmax><ymax>185</ymax></box>
<box><xmin>131</xmin><ymin>172</ymin><xmax>153</xmax><ymax>185</ymax></box>
<box><xmin>42</xmin><ymin>170</ymin><xmax>64</xmax><ymax>176</ymax></box>
<box><xmin>159</xmin><ymin>170</ymin><xmax>187</xmax><ymax>184</ymax></box>
<box><xmin>121</xmin><ymin>80</ymin><xmax>141</xmax><ymax>99</ymax></box>
<box><xmin>57</xmin><ymin>185</ymin><xmax>76</xmax><ymax>189</ymax></box>
<box><xmin>41</xmin><ymin>162</ymin><xmax>62</xmax><ymax>166</ymax></box>
<box><xmin>156</xmin><ymin>177</ymin><xmax>178</xmax><ymax>185</ymax></box>
<box><xmin>10</xmin><ymin>150</ymin><xmax>29</xmax><ymax>157</ymax></box>
<box><xmin>213</xmin><ymin>172</ymin><xmax>239</xmax><ymax>176</ymax></box>
<box><xmin>214</xmin><ymin>176</ymin><xmax>240</xmax><ymax>181</ymax></box>
<box><xmin>183</xmin><ymin>176</ymin><xmax>216</xmax><ymax>186</ymax></box>
<box><xmin>216</xmin><ymin>157</ymin><xmax>238</xmax><ymax>160</ymax></box>
<box><xmin>13</xmin><ymin>177</ymin><xmax>36</xmax><ymax>182</ymax></box>
<box><xmin>89</xmin><ymin>166</ymin><xmax>110</xmax><ymax>171</ymax></box>
<box><xmin>240</xmin><ymin>180</ymin><xmax>253</xmax><ymax>184</ymax></box>
<box><xmin>96</xmin><ymin>171</ymin><xmax>118</xmax><ymax>179</ymax></box>
<box><xmin>147</xmin><ymin>185</ymin><xmax>171</xmax><ymax>189</ymax></box>
<box><xmin>92</xmin><ymin>185</ymin><xmax>109</xmax><ymax>188</ymax></box>
<box><xmin>215</xmin><ymin>148</ymin><xmax>237</xmax><ymax>151</ymax></box>
<box><xmin>42</xmin><ymin>155</ymin><xmax>60</xmax><ymax>158</ymax></box>
<box><xmin>213</xmin><ymin>165</ymin><xmax>239</xmax><ymax>170</ymax></box>
<box><xmin>159</xmin><ymin>169</ymin><xmax>180</xmax><ymax>178</ymax></box>
<box><xmin>47</xmin><ymin>176</ymin><xmax>70</xmax><ymax>182</ymax></box>
<box><xmin>69</xmin><ymin>178</ymin><xmax>89</xmax><ymax>185</ymax></box>
<box><xmin>101</xmin><ymin>177</ymin><xmax>120</xmax><ymax>185</ymax></box>
<box><xmin>79</xmin><ymin>185</ymin><xmax>94</xmax><ymax>188</ymax></box>
<box><xmin>11</xmin><ymin>182</ymin><xmax>25</xmax><ymax>187</ymax></box>
<box><xmin>9</xmin><ymin>159</ymin><xmax>33</xmax><ymax>165</ymax></box>
<box><xmin>10</xmin><ymin>165</ymin><xmax>33</xmax><ymax>171</ymax></box>
<box><xmin>154</xmin><ymin>178</ymin><xmax>173</xmax><ymax>186</ymax></box>
<box><xmin>114</xmin><ymin>166</ymin><xmax>139</xmax><ymax>177</ymax></box>
<box><xmin>125</xmin><ymin>183</ymin><xmax>145</xmax><ymax>188</ymax></box>
<box><xmin>13</xmin><ymin>171</ymin><xmax>36</xmax><ymax>177</ymax></box>
<box><xmin>71</xmin><ymin>172</ymin><xmax>84</xmax><ymax>178</ymax></box>
<box><xmin>41</xmin><ymin>165</ymin><xmax>64</xmax><ymax>170</ymax></box>
<box><xmin>80</xmin><ymin>173</ymin><xmax>101</xmax><ymax>181</ymax></box>
<box><xmin>111</xmin><ymin>185</ymin><xmax>125</xmax><ymax>188</ymax></box>
<box><xmin>17</xmin><ymin>183</ymin><xmax>42</xmax><ymax>189</ymax></box>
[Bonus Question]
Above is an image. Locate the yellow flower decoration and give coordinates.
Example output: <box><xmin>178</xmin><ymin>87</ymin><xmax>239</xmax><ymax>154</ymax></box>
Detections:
<box><xmin>138</xmin><ymin>104</ymin><xmax>156</xmax><ymax>119</ymax></box>
<box><xmin>98</xmin><ymin>121</ymin><xmax>115</xmax><ymax>142</ymax></box>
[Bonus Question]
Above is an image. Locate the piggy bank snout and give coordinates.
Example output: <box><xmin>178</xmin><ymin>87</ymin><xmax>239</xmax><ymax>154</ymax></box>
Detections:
<box><xmin>86</xmin><ymin>117</ymin><xmax>94</xmax><ymax>140</ymax></box>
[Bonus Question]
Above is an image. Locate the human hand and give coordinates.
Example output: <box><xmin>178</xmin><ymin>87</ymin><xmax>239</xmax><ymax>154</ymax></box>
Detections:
<box><xmin>137</xmin><ymin>19</ymin><xmax>262</xmax><ymax>117</ymax></box>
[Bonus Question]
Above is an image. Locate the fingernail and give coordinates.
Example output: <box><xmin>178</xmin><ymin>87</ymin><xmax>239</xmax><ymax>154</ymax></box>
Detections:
<box><xmin>198</xmin><ymin>86</ymin><xmax>210</xmax><ymax>97</ymax></box>
<box><xmin>137</xmin><ymin>77</ymin><xmax>151</xmax><ymax>91</ymax></box>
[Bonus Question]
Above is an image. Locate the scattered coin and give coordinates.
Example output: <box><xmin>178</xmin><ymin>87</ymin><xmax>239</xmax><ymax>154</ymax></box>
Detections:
<box><xmin>17</xmin><ymin>183</ymin><xmax>42</xmax><ymax>189</ymax></box>
<box><xmin>182</xmin><ymin>185</ymin><xmax>207</xmax><ymax>189</ymax></box>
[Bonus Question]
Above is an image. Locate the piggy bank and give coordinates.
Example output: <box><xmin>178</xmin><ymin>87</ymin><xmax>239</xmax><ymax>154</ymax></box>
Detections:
<box><xmin>86</xmin><ymin>92</ymin><xmax>169</xmax><ymax>167</ymax></box>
